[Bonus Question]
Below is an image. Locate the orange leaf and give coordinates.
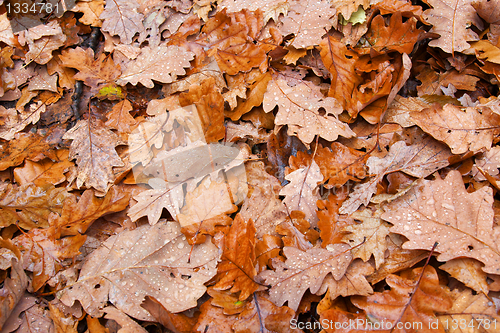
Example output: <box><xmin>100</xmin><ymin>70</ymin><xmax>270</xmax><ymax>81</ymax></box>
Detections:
<box><xmin>214</xmin><ymin>214</ymin><xmax>262</xmax><ymax>301</ymax></box>
<box><xmin>351</xmin><ymin>266</ymin><xmax>452</xmax><ymax>333</ymax></box>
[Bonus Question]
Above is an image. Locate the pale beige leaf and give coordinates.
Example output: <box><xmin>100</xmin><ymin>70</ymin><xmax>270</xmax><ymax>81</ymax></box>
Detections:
<box><xmin>423</xmin><ymin>0</ymin><xmax>483</xmax><ymax>53</ymax></box>
<box><xmin>127</xmin><ymin>183</ymin><xmax>185</xmax><ymax>225</ymax></box>
<box><xmin>263</xmin><ymin>77</ymin><xmax>354</xmax><ymax>145</ymax></box>
<box><xmin>177</xmin><ymin>177</ymin><xmax>238</xmax><ymax>227</ymax></box>
<box><xmin>63</xmin><ymin>119</ymin><xmax>125</xmax><ymax>193</ymax></box>
<box><xmin>279</xmin><ymin>160</ymin><xmax>323</xmax><ymax>226</ymax></box>
<box><xmin>219</xmin><ymin>0</ymin><xmax>290</xmax><ymax>24</ymax></box>
<box><xmin>340</xmin><ymin>138</ymin><xmax>452</xmax><ymax>214</ymax></box>
<box><xmin>0</xmin><ymin>102</ymin><xmax>46</xmax><ymax>141</ymax></box>
<box><xmin>342</xmin><ymin>208</ymin><xmax>390</xmax><ymax>269</ymax></box>
<box><xmin>72</xmin><ymin>0</ymin><xmax>104</xmax><ymax>27</ymax></box>
<box><xmin>103</xmin><ymin>306</ymin><xmax>148</xmax><ymax>333</ymax></box>
<box><xmin>438</xmin><ymin>289</ymin><xmax>500</xmax><ymax>333</ymax></box>
<box><xmin>383</xmin><ymin>96</ymin><xmax>432</xmax><ymax>127</ymax></box>
<box><xmin>58</xmin><ymin>221</ymin><xmax>220</xmax><ymax>320</ymax></box>
<box><xmin>100</xmin><ymin>0</ymin><xmax>145</xmax><ymax>44</ymax></box>
<box><xmin>24</xmin><ymin>22</ymin><xmax>66</xmax><ymax>65</ymax></box>
<box><xmin>411</xmin><ymin>103</ymin><xmax>500</xmax><ymax>154</ymax></box>
<box><xmin>382</xmin><ymin>170</ymin><xmax>500</xmax><ymax>275</ymax></box>
<box><xmin>317</xmin><ymin>260</ymin><xmax>374</xmax><ymax>308</ymax></box>
<box><xmin>472</xmin><ymin>146</ymin><xmax>500</xmax><ymax>181</ymax></box>
<box><xmin>259</xmin><ymin>244</ymin><xmax>352</xmax><ymax>311</ymax></box>
<box><xmin>279</xmin><ymin>0</ymin><xmax>336</xmax><ymax>48</ymax></box>
<box><xmin>440</xmin><ymin>258</ymin><xmax>489</xmax><ymax>294</ymax></box>
<box><xmin>240</xmin><ymin>186</ymin><xmax>287</xmax><ymax>238</ymax></box>
<box><xmin>116</xmin><ymin>45</ymin><xmax>194</xmax><ymax>88</ymax></box>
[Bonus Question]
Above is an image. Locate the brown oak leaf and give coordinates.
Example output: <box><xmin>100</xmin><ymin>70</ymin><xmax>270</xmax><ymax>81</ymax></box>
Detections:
<box><xmin>213</xmin><ymin>214</ymin><xmax>263</xmax><ymax>301</ymax></box>
<box><xmin>259</xmin><ymin>244</ymin><xmax>352</xmax><ymax>311</ymax></box>
<box><xmin>63</xmin><ymin>119</ymin><xmax>125</xmax><ymax>193</ymax></box>
<box><xmin>382</xmin><ymin>170</ymin><xmax>500</xmax><ymax>275</ymax></box>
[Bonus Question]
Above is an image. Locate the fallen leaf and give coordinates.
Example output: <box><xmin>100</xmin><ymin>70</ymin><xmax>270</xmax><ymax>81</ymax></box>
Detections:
<box><xmin>63</xmin><ymin>119</ymin><xmax>125</xmax><ymax>193</ymax></box>
<box><xmin>105</xmin><ymin>99</ymin><xmax>137</xmax><ymax>134</ymax></box>
<box><xmin>423</xmin><ymin>0</ymin><xmax>483</xmax><ymax>54</ymax></box>
<box><xmin>213</xmin><ymin>214</ymin><xmax>262</xmax><ymax>301</ymax></box>
<box><xmin>382</xmin><ymin>170</ymin><xmax>500</xmax><ymax>275</ymax></box>
<box><xmin>0</xmin><ymin>237</ymin><xmax>28</xmax><ymax>330</ymax></box>
<box><xmin>232</xmin><ymin>292</ymin><xmax>296</xmax><ymax>333</ymax></box>
<box><xmin>280</xmin><ymin>160</ymin><xmax>323</xmax><ymax>226</ymax></box>
<box><xmin>440</xmin><ymin>258</ymin><xmax>489</xmax><ymax>294</ymax></box>
<box><xmin>263</xmin><ymin>76</ymin><xmax>355</xmax><ymax>145</ymax></box>
<box><xmin>100</xmin><ymin>0</ymin><xmax>145</xmax><ymax>44</ymax></box>
<box><xmin>279</xmin><ymin>0</ymin><xmax>336</xmax><ymax>48</ymax></box>
<box><xmin>410</xmin><ymin>103</ymin><xmax>500</xmax><ymax>154</ymax></box>
<box><xmin>58</xmin><ymin>220</ymin><xmax>220</xmax><ymax>320</ymax></box>
<box><xmin>259</xmin><ymin>244</ymin><xmax>352</xmax><ymax>311</ymax></box>
<box><xmin>116</xmin><ymin>45</ymin><xmax>194</xmax><ymax>88</ymax></box>
<box><xmin>0</xmin><ymin>184</ymin><xmax>71</xmax><ymax>229</ymax></box>
<box><xmin>342</xmin><ymin>208</ymin><xmax>390</xmax><ymax>269</ymax></box>
<box><xmin>340</xmin><ymin>138</ymin><xmax>452</xmax><ymax>214</ymax></box>
<box><xmin>351</xmin><ymin>266</ymin><xmax>453</xmax><ymax>333</ymax></box>
<box><xmin>320</xmin><ymin>35</ymin><xmax>362</xmax><ymax>116</ymax></box>
<box><xmin>13</xmin><ymin>149</ymin><xmax>73</xmax><ymax>187</ymax></box>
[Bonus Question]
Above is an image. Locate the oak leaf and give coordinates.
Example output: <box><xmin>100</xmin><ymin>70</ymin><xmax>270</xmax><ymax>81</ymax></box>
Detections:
<box><xmin>263</xmin><ymin>77</ymin><xmax>355</xmax><ymax>144</ymax></box>
<box><xmin>351</xmin><ymin>266</ymin><xmax>453</xmax><ymax>333</ymax></box>
<box><xmin>0</xmin><ymin>184</ymin><xmax>71</xmax><ymax>229</ymax></box>
<box><xmin>0</xmin><ymin>132</ymin><xmax>58</xmax><ymax>171</ymax></box>
<box><xmin>319</xmin><ymin>36</ymin><xmax>362</xmax><ymax>116</ymax></box>
<box><xmin>382</xmin><ymin>170</ymin><xmax>500</xmax><ymax>275</ymax></box>
<box><xmin>105</xmin><ymin>99</ymin><xmax>137</xmax><ymax>134</ymax></box>
<box><xmin>63</xmin><ymin>119</ymin><xmax>125</xmax><ymax>193</ymax></box>
<box><xmin>219</xmin><ymin>0</ymin><xmax>290</xmax><ymax>24</ymax></box>
<box><xmin>280</xmin><ymin>160</ymin><xmax>323</xmax><ymax>226</ymax></box>
<box><xmin>232</xmin><ymin>292</ymin><xmax>296</xmax><ymax>333</ymax></box>
<box><xmin>0</xmin><ymin>237</ymin><xmax>28</xmax><ymax>330</ymax></box>
<box><xmin>59</xmin><ymin>47</ymin><xmax>121</xmax><ymax>89</ymax></box>
<box><xmin>179</xmin><ymin>78</ymin><xmax>225</xmax><ymax>143</ymax></box>
<box><xmin>437</xmin><ymin>289</ymin><xmax>500</xmax><ymax>331</ymax></box>
<box><xmin>289</xmin><ymin>142</ymin><xmax>367</xmax><ymax>187</ymax></box>
<box><xmin>13</xmin><ymin>226</ymin><xmax>86</xmax><ymax>292</ymax></box>
<box><xmin>116</xmin><ymin>45</ymin><xmax>194</xmax><ymax>88</ymax></box>
<box><xmin>226</xmin><ymin>71</ymin><xmax>272</xmax><ymax>121</ymax></box>
<box><xmin>472</xmin><ymin>146</ymin><xmax>500</xmax><ymax>181</ymax></box>
<box><xmin>317</xmin><ymin>260</ymin><xmax>374</xmax><ymax>311</ymax></box>
<box><xmin>213</xmin><ymin>214</ymin><xmax>262</xmax><ymax>301</ymax></box>
<box><xmin>259</xmin><ymin>244</ymin><xmax>352</xmax><ymax>311</ymax></box>
<box><xmin>279</xmin><ymin>0</ymin><xmax>336</xmax><ymax>48</ymax></box>
<box><xmin>423</xmin><ymin>0</ymin><xmax>483</xmax><ymax>54</ymax></box>
<box><xmin>24</xmin><ymin>22</ymin><xmax>66</xmax><ymax>65</ymax></box>
<box><xmin>276</xmin><ymin>211</ymin><xmax>315</xmax><ymax>251</ymax></box>
<box><xmin>342</xmin><ymin>208</ymin><xmax>391</xmax><ymax>269</ymax></box>
<box><xmin>0</xmin><ymin>102</ymin><xmax>46</xmax><ymax>141</ymax></box>
<box><xmin>49</xmin><ymin>186</ymin><xmax>130</xmax><ymax>236</ymax></box>
<box><xmin>317</xmin><ymin>193</ymin><xmax>355</xmax><ymax>247</ymax></box>
<box><xmin>410</xmin><ymin>103</ymin><xmax>500</xmax><ymax>154</ymax></box>
<box><xmin>58</xmin><ymin>221</ymin><xmax>220</xmax><ymax>320</ymax></box>
<box><xmin>440</xmin><ymin>258</ymin><xmax>489</xmax><ymax>294</ymax></box>
<box><xmin>13</xmin><ymin>149</ymin><xmax>73</xmax><ymax>187</ymax></box>
<box><xmin>177</xmin><ymin>177</ymin><xmax>238</xmax><ymax>227</ymax></box>
<box><xmin>193</xmin><ymin>301</ymin><xmax>238</xmax><ymax>332</ymax></box>
<box><xmin>240</xmin><ymin>186</ymin><xmax>287</xmax><ymax>238</ymax></box>
<box><xmin>141</xmin><ymin>296</ymin><xmax>198</xmax><ymax>333</ymax></box>
<box><xmin>340</xmin><ymin>138</ymin><xmax>452</xmax><ymax>214</ymax></box>
<box><xmin>100</xmin><ymin>0</ymin><xmax>144</xmax><ymax>44</ymax></box>
<box><xmin>359</xmin><ymin>12</ymin><xmax>424</xmax><ymax>55</ymax></box>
